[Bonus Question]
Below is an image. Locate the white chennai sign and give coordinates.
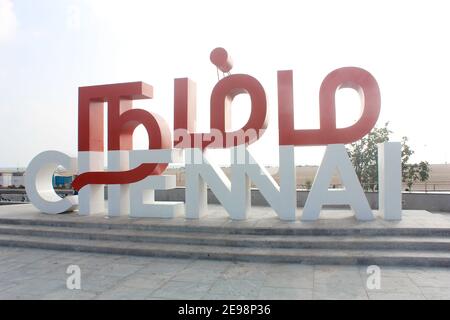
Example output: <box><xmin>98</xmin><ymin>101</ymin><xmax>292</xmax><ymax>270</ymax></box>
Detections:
<box><xmin>25</xmin><ymin>49</ymin><xmax>402</xmax><ymax>222</ymax></box>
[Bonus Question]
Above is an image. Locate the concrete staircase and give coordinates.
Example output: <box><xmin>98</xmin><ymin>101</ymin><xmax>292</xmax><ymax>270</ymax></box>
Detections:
<box><xmin>1</xmin><ymin>216</ymin><xmax>450</xmax><ymax>266</ymax></box>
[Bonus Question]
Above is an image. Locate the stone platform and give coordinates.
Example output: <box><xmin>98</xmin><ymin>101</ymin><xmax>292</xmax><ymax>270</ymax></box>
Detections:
<box><xmin>1</xmin><ymin>204</ymin><xmax>450</xmax><ymax>267</ymax></box>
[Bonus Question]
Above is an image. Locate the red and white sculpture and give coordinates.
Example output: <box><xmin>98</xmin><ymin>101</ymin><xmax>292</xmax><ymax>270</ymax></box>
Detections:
<box><xmin>25</xmin><ymin>48</ymin><xmax>402</xmax><ymax>221</ymax></box>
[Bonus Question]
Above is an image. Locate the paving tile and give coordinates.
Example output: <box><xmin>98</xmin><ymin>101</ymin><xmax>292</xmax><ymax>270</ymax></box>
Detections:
<box><xmin>113</xmin><ymin>256</ymin><xmax>165</xmax><ymax>266</ymax></box>
<box><xmin>0</xmin><ymin>277</ymin><xmax>66</xmax><ymax>297</ymax></box>
<box><xmin>0</xmin><ymin>268</ymin><xmax>41</xmax><ymax>283</ymax></box>
<box><xmin>420</xmin><ymin>287</ymin><xmax>450</xmax><ymax>300</ymax></box>
<box><xmin>408</xmin><ymin>267</ymin><xmax>450</xmax><ymax>275</ymax></box>
<box><xmin>116</xmin><ymin>275</ymin><xmax>170</xmax><ymax>290</ymax></box>
<box><xmin>150</xmin><ymin>280</ymin><xmax>213</xmax><ymax>300</ymax></box>
<box><xmin>221</xmin><ymin>262</ymin><xmax>271</xmax><ymax>281</ymax></box>
<box><xmin>205</xmin><ymin>293</ymin><xmax>255</xmax><ymax>300</ymax></box>
<box><xmin>49</xmin><ymin>251</ymin><xmax>95</xmax><ymax>260</ymax></box>
<box><xmin>6</xmin><ymin>265</ymin><xmax>68</xmax><ymax>282</ymax></box>
<box><xmin>269</xmin><ymin>263</ymin><xmax>314</xmax><ymax>274</ymax></box>
<box><xmin>0</xmin><ymin>291</ymin><xmax>41</xmax><ymax>300</ymax></box>
<box><xmin>0</xmin><ymin>250</ymin><xmax>56</xmax><ymax>266</ymax></box>
<box><xmin>188</xmin><ymin>259</ymin><xmax>232</xmax><ymax>272</ymax></box>
<box><xmin>258</xmin><ymin>287</ymin><xmax>313</xmax><ymax>300</ymax></box>
<box><xmin>314</xmin><ymin>265</ymin><xmax>364</xmax><ymax>287</ymax></box>
<box><xmin>96</xmin><ymin>286</ymin><xmax>154</xmax><ymax>300</ymax></box>
<box><xmin>0</xmin><ymin>261</ymin><xmax>33</xmax><ymax>275</ymax></box>
<box><xmin>41</xmin><ymin>289</ymin><xmax>98</xmax><ymax>300</ymax></box>
<box><xmin>407</xmin><ymin>272</ymin><xmax>450</xmax><ymax>288</ymax></box>
<box><xmin>209</xmin><ymin>279</ymin><xmax>263</xmax><ymax>299</ymax></box>
<box><xmin>314</xmin><ymin>265</ymin><xmax>361</xmax><ymax>276</ymax></box>
<box><xmin>171</xmin><ymin>267</ymin><xmax>223</xmax><ymax>283</ymax></box>
<box><xmin>81</xmin><ymin>274</ymin><xmax>125</xmax><ymax>293</ymax></box>
<box><xmin>72</xmin><ymin>256</ymin><xmax>123</xmax><ymax>271</ymax></box>
<box><xmin>94</xmin><ymin>263</ymin><xmax>144</xmax><ymax>278</ymax></box>
<box><xmin>0</xmin><ymin>280</ymin><xmax>16</xmax><ymax>293</ymax></box>
<box><xmin>42</xmin><ymin>252</ymin><xmax>98</xmax><ymax>268</ymax></box>
<box><xmin>313</xmin><ymin>283</ymin><xmax>368</xmax><ymax>300</ymax></box>
<box><xmin>367</xmin><ymin>292</ymin><xmax>425</xmax><ymax>300</ymax></box>
<box><xmin>27</xmin><ymin>257</ymin><xmax>82</xmax><ymax>270</ymax></box>
<box><xmin>0</xmin><ymin>250</ymin><xmax>24</xmax><ymax>262</ymax></box>
<box><xmin>261</xmin><ymin>263</ymin><xmax>314</xmax><ymax>289</ymax></box>
<box><xmin>134</xmin><ymin>260</ymin><xmax>192</xmax><ymax>277</ymax></box>
<box><xmin>370</xmin><ymin>276</ymin><xmax>422</xmax><ymax>294</ymax></box>
<box><xmin>264</xmin><ymin>272</ymin><xmax>313</xmax><ymax>289</ymax></box>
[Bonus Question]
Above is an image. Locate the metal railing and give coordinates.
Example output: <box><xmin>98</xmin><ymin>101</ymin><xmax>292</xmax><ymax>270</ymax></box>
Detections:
<box><xmin>2</xmin><ymin>182</ymin><xmax>450</xmax><ymax>205</ymax></box>
<box><xmin>296</xmin><ymin>183</ymin><xmax>450</xmax><ymax>193</ymax></box>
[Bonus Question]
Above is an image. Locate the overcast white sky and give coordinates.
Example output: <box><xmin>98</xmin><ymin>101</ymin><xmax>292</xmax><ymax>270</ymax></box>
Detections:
<box><xmin>1</xmin><ymin>0</ymin><xmax>450</xmax><ymax>168</ymax></box>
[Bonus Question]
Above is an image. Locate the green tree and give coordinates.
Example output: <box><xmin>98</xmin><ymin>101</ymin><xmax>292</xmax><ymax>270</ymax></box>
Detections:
<box><xmin>347</xmin><ymin>123</ymin><xmax>430</xmax><ymax>191</ymax></box>
<box><xmin>304</xmin><ymin>180</ymin><xmax>312</xmax><ymax>191</ymax></box>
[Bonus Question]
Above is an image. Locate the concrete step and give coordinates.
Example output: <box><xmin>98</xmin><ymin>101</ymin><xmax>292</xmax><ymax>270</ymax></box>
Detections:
<box><xmin>1</xmin><ymin>233</ymin><xmax>450</xmax><ymax>266</ymax></box>
<box><xmin>1</xmin><ymin>224</ymin><xmax>450</xmax><ymax>251</ymax></box>
<box><xmin>1</xmin><ymin>217</ymin><xmax>450</xmax><ymax>237</ymax></box>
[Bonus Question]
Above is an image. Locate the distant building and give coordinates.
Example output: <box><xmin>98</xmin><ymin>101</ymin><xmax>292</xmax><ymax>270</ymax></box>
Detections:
<box><xmin>52</xmin><ymin>175</ymin><xmax>73</xmax><ymax>189</ymax></box>
<box><xmin>0</xmin><ymin>167</ymin><xmax>74</xmax><ymax>189</ymax></box>
<box><xmin>0</xmin><ymin>169</ymin><xmax>25</xmax><ymax>188</ymax></box>
<box><xmin>0</xmin><ymin>173</ymin><xmax>12</xmax><ymax>187</ymax></box>
<box><xmin>11</xmin><ymin>172</ymin><xmax>25</xmax><ymax>188</ymax></box>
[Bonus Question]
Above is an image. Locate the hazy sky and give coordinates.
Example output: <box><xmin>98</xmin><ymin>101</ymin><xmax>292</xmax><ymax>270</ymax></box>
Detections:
<box><xmin>1</xmin><ymin>0</ymin><xmax>450</xmax><ymax>168</ymax></box>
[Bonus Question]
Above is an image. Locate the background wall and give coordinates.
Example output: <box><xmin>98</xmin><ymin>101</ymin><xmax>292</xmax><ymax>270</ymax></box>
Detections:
<box><xmin>2</xmin><ymin>188</ymin><xmax>450</xmax><ymax>212</ymax></box>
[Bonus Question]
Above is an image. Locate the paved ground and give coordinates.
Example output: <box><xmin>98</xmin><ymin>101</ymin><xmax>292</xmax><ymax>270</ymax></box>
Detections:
<box><xmin>1</xmin><ymin>247</ymin><xmax>450</xmax><ymax>300</ymax></box>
